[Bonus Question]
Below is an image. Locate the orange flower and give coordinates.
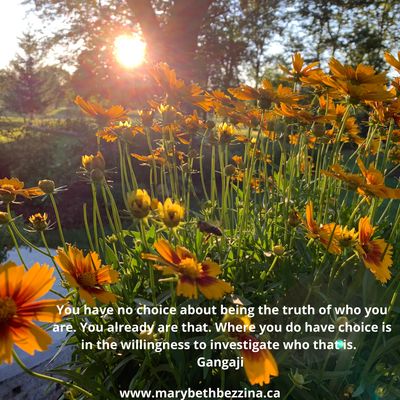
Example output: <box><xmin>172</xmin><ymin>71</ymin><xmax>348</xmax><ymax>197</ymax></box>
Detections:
<box><xmin>322</xmin><ymin>159</ymin><xmax>400</xmax><ymax>199</ymax></box>
<box><xmin>385</xmin><ymin>51</ymin><xmax>400</xmax><ymax>72</ymax></box>
<box><xmin>142</xmin><ymin>240</ymin><xmax>233</xmax><ymax>300</ymax></box>
<box><xmin>0</xmin><ymin>261</ymin><xmax>66</xmax><ymax>364</ymax></box>
<box><xmin>150</xmin><ymin>63</ymin><xmax>212</xmax><ymax>111</ymax></box>
<box><xmin>75</xmin><ymin>96</ymin><xmax>129</xmax><ymax>126</ymax></box>
<box><xmin>55</xmin><ymin>245</ymin><xmax>119</xmax><ymax>306</ymax></box>
<box><xmin>229</xmin><ymin>79</ymin><xmax>302</xmax><ymax>109</ymax></box>
<box><xmin>304</xmin><ymin>202</ymin><xmax>342</xmax><ymax>254</ymax></box>
<box><xmin>280</xmin><ymin>52</ymin><xmax>320</xmax><ymax>82</ymax></box>
<box><xmin>323</xmin><ymin>59</ymin><xmax>393</xmax><ymax>102</ymax></box>
<box><xmin>222</xmin><ymin>314</ymin><xmax>278</xmax><ymax>386</ymax></box>
<box><xmin>0</xmin><ymin>178</ymin><xmax>44</xmax><ymax>203</ymax></box>
<box><xmin>356</xmin><ymin>217</ymin><xmax>393</xmax><ymax>283</ymax></box>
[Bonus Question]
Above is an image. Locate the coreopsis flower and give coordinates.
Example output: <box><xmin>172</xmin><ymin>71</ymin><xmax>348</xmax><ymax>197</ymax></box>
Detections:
<box><xmin>127</xmin><ymin>189</ymin><xmax>152</xmax><ymax>219</ymax></box>
<box><xmin>150</xmin><ymin>63</ymin><xmax>212</xmax><ymax>111</ymax></box>
<box><xmin>74</xmin><ymin>96</ymin><xmax>129</xmax><ymax>126</ymax></box>
<box><xmin>82</xmin><ymin>152</ymin><xmax>106</xmax><ymax>171</ymax></box>
<box><xmin>356</xmin><ymin>217</ymin><xmax>393</xmax><ymax>283</ymax></box>
<box><xmin>229</xmin><ymin>79</ymin><xmax>302</xmax><ymax>109</ymax></box>
<box><xmin>131</xmin><ymin>148</ymin><xmax>167</xmax><ymax>166</ymax></box>
<box><xmin>0</xmin><ymin>178</ymin><xmax>44</xmax><ymax>203</ymax></box>
<box><xmin>303</xmin><ymin>201</ymin><xmax>342</xmax><ymax>254</ymax></box>
<box><xmin>0</xmin><ymin>261</ymin><xmax>66</xmax><ymax>364</ymax></box>
<box><xmin>180</xmin><ymin>110</ymin><xmax>204</xmax><ymax>134</ymax></box>
<box><xmin>97</xmin><ymin>121</ymin><xmax>144</xmax><ymax>143</ymax></box>
<box><xmin>222</xmin><ymin>314</ymin><xmax>279</xmax><ymax>386</ymax></box>
<box><xmin>323</xmin><ymin>59</ymin><xmax>393</xmax><ymax>102</ymax></box>
<box><xmin>81</xmin><ymin>151</ymin><xmax>106</xmax><ymax>183</ymax></box>
<box><xmin>54</xmin><ymin>245</ymin><xmax>119</xmax><ymax>306</ymax></box>
<box><xmin>138</xmin><ymin>109</ymin><xmax>155</xmax><ymax>127</ymax></box>
<box><xmin>274</xmin><ymin>103</ymin><xmax>332</xmax><ymax>124</ymax></box>
<box><xmin>157</xmin><ymin>198</ymin><xmax>185</xmax><ymax>228</ymax></box>
<box><xmin>217</xmin><ymin>122</ymin><xmax>235</xmax><ymax>144</ymax></box>
<box><xmin>141</xmin><ymin>239</ymin><xmax>233</xmax><ymax>300</ymax></box>
<box><xmin>336</xmin><ymin>226</ymin><xmax>358</xmax><ymax>248</ymax></box>
<box><xmin>384</xmin><ymin>51</ymin><xmax>400</xmax><ymax>72</ymax></box>
<box><xmin>27</xmin><ymin>213</ymin><xmax>51</xmax><ymax>232</ymax></box>
<box><xmin>322</xmin><ymin>159</ymin><xmax>400</xmax><ymax>199</ymax></box>
<box><xmin>280</xmin><ymin>52</ymin><xmax>320</xmax><ymax>82</ymax></box>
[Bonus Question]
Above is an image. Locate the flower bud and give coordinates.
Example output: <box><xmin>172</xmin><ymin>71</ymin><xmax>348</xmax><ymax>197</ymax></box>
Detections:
<box><xmin>312</xmin><ymin>123</ymin><xmax>325</xmax><ymax>137</ymax></box>
<box><xmin>288</xmin><ymin>210</ymin><xmax>301</xmax><ymax>227</ymax></box>
<box><xmin>90</xmin><ymin>168</ymin><xmax>105</xmax><ymax>183</ymax></box>
<box><xmin>0</xmin><ymin>211</ymin><xmax>10</xmax><ymax>225</ymax></box>
<box><xmin>225</xmin><ymin>164</ymin><xmax>237</xmax><ymax>176</ymax></box>
<box><xmin>0</xmin><ymin>189</ymin><xmax>16</xmax><ymax>203</ymax></box>
<box><xmin>206</xmin><ymin>120</ymin><xmax>215</xmax><ymax>129</ymax></box>
<box><xmin>273</xmin><ymin>245</ymin><xmax>285</xmax><ymax>256</ymax></box>
<box><xmin>375</xmin><ymin>385</ymin><xmax>387</xmax><ymax>398</ymax></box>
<box><xmin>292</xmin><ymin>371</ymin><xmax>305</xmax><ymax>386</ymax></box>
<box><xmin>336</xmin><ymin>316</ymin><xmax>348</xmax><ymax>326</ymax></box>
<box><xmin>38</xmin><ymin>179</ymin><xmax>55</xmax><ymax>194</ymax></box>
<box><xmin>258</xmin><ymin>95</ymin><xmax>272</xmax><ymax>110</ymax></box>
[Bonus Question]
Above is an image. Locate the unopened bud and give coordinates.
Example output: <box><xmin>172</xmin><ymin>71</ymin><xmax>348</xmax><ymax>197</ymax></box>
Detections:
<box><xmin>273</xmin><ymin>245</ymin><xmax>285</xmax><ymax>256</ymax></box>
<box><xmin>225</xmin><ymin>164</ymin><xmax>237</xmax><ymax>176</ymax></box>
<box><xmin>38</xmin><ymin>179</ymin><xmax>55</xmax><ymax>194</ymax></box>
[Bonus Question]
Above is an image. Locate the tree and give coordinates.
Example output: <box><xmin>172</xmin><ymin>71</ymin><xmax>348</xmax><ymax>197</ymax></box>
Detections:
<box><xmin>2</xmin><ymin>32</ymin><xmax>48</xmax><ymax>117</ymax></box>
<box><xmin>25</xmin><ymin>0</ymin><xmax>215</xmax><ymax>82</ymax></box>
<box><xmin>283</xmin><ymin>0</ymin><xmax>400</xmax><ymax>70</ymax></box>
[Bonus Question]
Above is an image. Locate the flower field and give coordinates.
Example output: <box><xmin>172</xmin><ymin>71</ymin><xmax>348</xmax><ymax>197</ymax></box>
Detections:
<box><xmin>1</xmin><ymin>53</ymin><xmax>400</xmax><ymax>399</ymax></box>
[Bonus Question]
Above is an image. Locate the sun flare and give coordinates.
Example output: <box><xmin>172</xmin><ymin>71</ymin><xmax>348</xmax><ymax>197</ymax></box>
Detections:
<box><xmin>114</xmin><ymin>34</ymin><xmax>146</xmax><ymax>69</ymax></box>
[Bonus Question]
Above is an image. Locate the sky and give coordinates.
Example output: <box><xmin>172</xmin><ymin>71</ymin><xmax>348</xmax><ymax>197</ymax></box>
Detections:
<box><xmin>0</xmin><ymin>1</ymin><xmax>34</xmax><ymax>68</ymax></box>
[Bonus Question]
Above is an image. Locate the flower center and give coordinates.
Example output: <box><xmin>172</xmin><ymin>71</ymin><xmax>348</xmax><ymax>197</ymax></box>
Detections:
<box><xmin>179</xmin><ymin>259</ymin><xmax>201</xmax><ymax>279</ymax></box>
<box><xmin>168</xmin><ymin>210</ymin><xmax>177</xmax><ymax>221</ymax></box>
<box><xmin>78</xmin><ymin>272</ymin><xmax>98</xmax><ymax>287</ymax></box>
<box><xmin>0</xmin><ymin>297</ymin><xmax>17</xmax><ymax>324</ymax></box>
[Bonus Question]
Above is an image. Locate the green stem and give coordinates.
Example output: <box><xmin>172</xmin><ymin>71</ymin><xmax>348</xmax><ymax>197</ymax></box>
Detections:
<box><xmin>50</xmin><ymin>194</ymin><xmax>66</xmax><ymax>250</ymax></box>
<box><xmin>12</xmin><ymin>350</ymin><xmax>93</xmax><ymax>398</ymax></box>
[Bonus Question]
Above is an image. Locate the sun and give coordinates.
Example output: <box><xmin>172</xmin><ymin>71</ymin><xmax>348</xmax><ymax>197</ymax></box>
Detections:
<box><xmin>114</xmin><ymin>34</ymin><xmax>146</xmax><ymax>69</ymax></box>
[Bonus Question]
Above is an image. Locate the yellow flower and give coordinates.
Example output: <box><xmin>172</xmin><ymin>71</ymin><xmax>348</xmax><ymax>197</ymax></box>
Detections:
<box><xmin>385</xmin><ymin>51</ymin><xmax>400</xmax><ymax>72</ymax></box>
<box><xmin>0</xmin><ymin>178</ymin><xmax>44</xmax><ymax>203</ymax></box>
<box><xmin>141</xmin><ymin>239</ymin><xmax>233</xmax><ymax>300</ymax></box>
<box><xmin>0</xmin><ymin>262</ymin><xmax>66</xmax><ymax>364</ymax></box>
<box><xmin>303</xmin><ymin>201</ymin><xmax>342</xmax><ymax>255</ymax></box>
<box><xmin>157</xmin><ymin>198</ymin><xmax>185</xmax><ymax>228</ymax></box>
<box><xmin>127</xmin><ymin>189</ymin><xmax>152</xmax><ymax>219</ymax></box>
<box><xmin>217</xmin><ymin>122</ymin><xmax>235</xmax><ymax>144</ymax></box>
<box><xmin>356</xmin><ymin>217</ymin><xmax>393</xmax><ymax>283</ymax></box>
<box><xmin>28</xmin><ymin>213</ymin><xmax>50</xmax><ymax>232</ymax></box>
<box><xmin>336</xmin><ymin>226</ymin><xmax>358</xmax><ymax>248</ymax></box>
<box><xmin>323</xmin><ymin>59</ymin><xmax>393</xmax><ymax>103</ymax></box>
<box><xmin>75</xmin><ymin>96</ymin><xmax>129</xmax><ymax>126</ymax></box>
<box><xmin>222</xmin><ymin>314</ymin><xmax>278</xmax><ymax>386</ymax></box>
<box><xmin>280</xmin><ymin>52</ymin><xmax>320</xmax><ymax>82</ymax></box>
<box><xmin>322</xmin><ymin>159</ymin><xmax>400</xmax><ymax>200</ymax></box>
<box><xmin>54</xmin><ymin>245</ymin><xmax>119</xmax><ymax>306</ymax></box>
<box><xmin>81</xmin><ymin>151</ymin><xmax>106</xmax><ymax>171</ymax></box>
